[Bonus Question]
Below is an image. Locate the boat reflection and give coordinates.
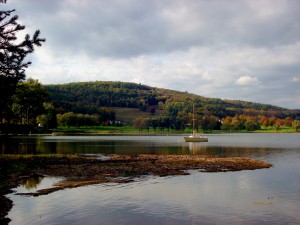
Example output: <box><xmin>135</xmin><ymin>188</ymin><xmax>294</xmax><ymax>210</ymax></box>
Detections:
<box><xmin>188</xmin><ymin>142</ymin><xmax>208</xmax><ymax>154</ymax></box>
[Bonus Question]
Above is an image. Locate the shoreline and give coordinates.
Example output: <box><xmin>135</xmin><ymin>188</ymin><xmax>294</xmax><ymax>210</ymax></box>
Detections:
<box><xmin>0</xmin><ymin>154</ymin><xmax>272</xmax><ymax>224</ymax></box>
<box><xmin>1</xmin><ymin>130</ymin><xmax>299</xmax><ymax>137</ymax></box>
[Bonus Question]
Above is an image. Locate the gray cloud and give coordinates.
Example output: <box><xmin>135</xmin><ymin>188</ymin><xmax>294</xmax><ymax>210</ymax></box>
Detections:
<box><xmin>3</xmin><ymin>0</ymin><xmax>300</xmax><ymax>109</ymax></box>
<box><xmin>9</xmin><ymin>0</ymin><xmax>300</xmax><ymax>58</ymax></box>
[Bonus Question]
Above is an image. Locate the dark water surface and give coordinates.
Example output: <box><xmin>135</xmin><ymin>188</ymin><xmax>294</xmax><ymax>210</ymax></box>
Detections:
<box><xmin>3</xmin><ymin>133</ymin><xmax>300</xmax><ymax>225</ymax></box>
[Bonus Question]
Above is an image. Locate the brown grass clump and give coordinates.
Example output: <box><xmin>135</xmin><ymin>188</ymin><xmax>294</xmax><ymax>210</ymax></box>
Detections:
<box><xmin>14</xmin><ymin>154</ymin><xmax>271</xmax><ymax>197</ymax></box>
<box><xmin>3</xmin><ymin>154</ymin><xmax>272</xmax><ymax>198</ymax></box>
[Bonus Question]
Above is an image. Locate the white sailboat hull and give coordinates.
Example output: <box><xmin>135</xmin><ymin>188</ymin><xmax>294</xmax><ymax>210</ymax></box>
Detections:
<box><xmin>184</xmin><ymin>136</ymin><xmax>208</xmax><ymax>142</ymax></box>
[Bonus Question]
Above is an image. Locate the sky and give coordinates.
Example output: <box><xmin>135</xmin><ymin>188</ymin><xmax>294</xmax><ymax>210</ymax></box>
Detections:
<box><xmin>2</xmin><ymin>0</ymin><xmax>300</xmax><ymax>109</ymax></box>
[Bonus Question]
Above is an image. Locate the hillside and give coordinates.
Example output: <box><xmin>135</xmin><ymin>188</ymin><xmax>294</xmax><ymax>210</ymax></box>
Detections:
<box><xmin>112</xmin><ymin>107</ymin><xmax>165</xmax><ymax>123</ymax></box>
<box><xmin>45</xmin><ymin>81</ymin><xmax>299</xmax><ymax>122</ymax></box>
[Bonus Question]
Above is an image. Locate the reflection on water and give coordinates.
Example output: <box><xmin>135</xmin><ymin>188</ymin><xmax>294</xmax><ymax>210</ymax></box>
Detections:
<box><xmin>3</xmin><ymin>134</ymin><xmax>300</xmax><ymax>225</ymax></box>
<box><xmin>14</xmin><ymin>176</ymin><xmax>63</xmax><ymax>194</ymax></box>
<box><xmin>1</xmin><ymin>134</ymin><xmax>300</xmax><ymax>157</ymax></box>
<box><xmin>21</xmin><ymin>175</ymin><xmax>44</xmax><ymax>191</ymax></box>
<box><xmin>8</xmin><ymin>152</ymin><xmax>300</xmax><ymax>225</ymax></box>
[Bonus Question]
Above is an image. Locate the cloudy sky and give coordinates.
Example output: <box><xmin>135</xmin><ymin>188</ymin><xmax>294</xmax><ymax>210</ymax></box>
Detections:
<box><xmin>3</xmin><ymin>0</ymin><xmax>300</xmax><ymax>109</ymax></box>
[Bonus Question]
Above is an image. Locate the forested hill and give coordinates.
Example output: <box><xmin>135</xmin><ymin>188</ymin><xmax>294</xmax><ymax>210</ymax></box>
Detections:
<box><xmin>45</xmin><ymin>81</ymin><xmax>299</xmax><ymax>120</ymax></box>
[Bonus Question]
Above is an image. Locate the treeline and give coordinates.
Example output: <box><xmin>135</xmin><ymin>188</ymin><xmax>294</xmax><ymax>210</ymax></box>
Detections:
<box><xmin>46</xmin><ymin>81</ymin><xmax>300</xmax><ymax>120</ymax></box>
<box><xmin>0</xmin><ymin>79</ymin><xmax>116</xmax><ymax>133</ymax></box>
<box><xmin>220</xmin><ymin>115</ymin><xmax>300</xmax><ymax>132</ymax></box>
<box><xmin>46</xmin><ymin>81</ymin><xmax>162</xmax><ymax>112</ymax></box>
<box><xmin>0</xmin><ymin>78</ymin><xmax>56</xmax><ymax>130</ymax></box>
<box><xmin>2</xmin><ymin>80</ymin><xmax>300</xmax><ymax>133</ymax></box>
<box><xmin>133</xmin><ymin>114</ymin><xmax>300</xmax><ymax>132</ymax></box>
<box><xmin>132</xmin><ymin>115</ymin><xmax>221</xmax><ymax>132</ymax></box>
<box><xmin>56</xmin><ymin>111</ymin><xmax>116</xmax><ymax>128</ymax></box>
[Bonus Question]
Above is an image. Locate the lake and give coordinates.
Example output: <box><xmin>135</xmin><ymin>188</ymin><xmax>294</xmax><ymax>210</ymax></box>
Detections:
<box><xmin>3</xmin><ymin>133</ymin><xmax>300</xmax><ymax>225</ymax></box>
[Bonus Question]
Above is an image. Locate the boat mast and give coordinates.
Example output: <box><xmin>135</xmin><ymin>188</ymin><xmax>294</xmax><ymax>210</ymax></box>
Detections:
<box><xmin>192</xmin><ymin>104</ymin><xmax>196</xmax><ymax>135</ymax></box>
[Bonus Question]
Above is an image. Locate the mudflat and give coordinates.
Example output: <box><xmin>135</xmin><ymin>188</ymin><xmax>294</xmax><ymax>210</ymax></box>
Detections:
<box><xmin>0</xmin><ymin>154</ymin><xmax>272</xmax><ymax>224</ymax></box>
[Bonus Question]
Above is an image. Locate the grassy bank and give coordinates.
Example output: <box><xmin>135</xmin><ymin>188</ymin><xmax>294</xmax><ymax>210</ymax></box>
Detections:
<box><xmin>53</xmin><ymin>125</ymin><xmax>298</xmax><ymax>135</ymax></box>
<box><xmin>256</xmin><ymin>126</ymin><xmax>297</xmax><ymax>133</ymax></box>
<box><xmin>54</xmin><ymin>125</ymin><xmax>194</xmax><ymax>134</ymax></box>
<box><xmin>54</xmin><ymin>125</ymin><xmax>139</xmax><ymax>134</ymax></box>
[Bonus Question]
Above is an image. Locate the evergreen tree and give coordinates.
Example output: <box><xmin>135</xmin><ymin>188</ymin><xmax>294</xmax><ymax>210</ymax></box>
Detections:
<box><xmin>0</xmin><ymin>9</ymin><xmax>45</xmax><ymax>122</ymax></box>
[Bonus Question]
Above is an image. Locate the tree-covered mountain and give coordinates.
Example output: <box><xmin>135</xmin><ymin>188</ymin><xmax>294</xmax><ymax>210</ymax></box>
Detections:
<box><xmin>45</xmin><ymin>81</ymin><xmax>299</xmax><ymax>121</ymax></box>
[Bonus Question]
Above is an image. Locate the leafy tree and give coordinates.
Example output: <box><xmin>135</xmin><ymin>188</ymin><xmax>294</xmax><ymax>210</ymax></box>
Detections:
<box><xmin>144</xmin><ymin>118</ymin><xmax>152</xmax><ymax>131</ymax></box>
<box><xmin>77</xmin><ymin>114</ymin><xmax>98</xmax><ymax>127</ymax></box>
<box><xmin>231</xmin><ymin>115</ymin><xmax>246</xmax><ymax>130</ymax></box>
<box><xmin>99</xmin><ymin>107</ymin><xmax>115</xmax><ymax>124</ymax></box>
<box><xmin>36</xmin><ymin>103</ymin><xmax>57</xmax><ymax>129</ymax></box>
<box><xmin>284</xmin><ymin>117</ymin><xmax>293</xmax><ymax>127</ymax></box>
<box><xmin>44</xmin><ymin>103</ymin><xmax>57</xmax><ymax>129</ymax></box>
<box><xmin>245</xmin><ymin>120</ymin><xmax>260</xmax><ymax>131</ymax></box>
<box><xmin>57</xmin><ymin>112</ymin><xmax>77</xmax><ymax>127</ymax></box>
<box><xmin>159</xmin><ymin>116</ymin><xmax>171</xmax><ymax>131</ymax></box>
<box><xmin>269</xmin><ymin>117</ymin><xmax>276</xmax><ymax>126</ymax></box>
<box><xmin>273</xmin><ymin>123</ymin><xmax>281</xmax><ymax>132</ymax></box>
<box><xmin>132</xmin><ymin>117</ymin><xmax>147</xmax><ymax>131</ymax></box>
<box><xmin>150</xmin><ymin>118</ymin><xmax>159</xmax><ymax>131</ymax></box>
<box><xmin>56</xmin><ymin>112</ymin><xmax>99</xmax><ymax>128</ymax></box>
<box><xmin>172</xmin><ymin>117</ymin><xmax>185</xmax><ymax>131</ymax></box>
<box><xmin>292</xmin><ymin>120</ymin><xmax>300</xmax><ymax>132</ymax></box>
<box><xmin>36</xmin><ymin>114</ymin><xmax>48</xmax><ymax>128</ymax></box>
<box><xmin>260</xmin><ymin>115</ymin><xmax>269</xmax><ymax>128</ymax></box>
<box><xmin>0</xmin><ymin>9</ymin><xmax>45</xmax><ymax>122</ymax></box>
<box><xmin>12</xmin><ymin>78</ymin><xmax>48</xmax><ymax>125</ymax></box>
<box><xmin>276</xmin><ymin>118</ymin><xmax>284</xmax><ymax>127</ymax></box>
<box><xmin>199</xmin><ymin>115</ymin><xmax>219</xmax><ymax>132</ymax></box>
<box><xmin>221</xmin><ymin>116</ymin><xmax>233</xmax><ymax>131</ymax></box>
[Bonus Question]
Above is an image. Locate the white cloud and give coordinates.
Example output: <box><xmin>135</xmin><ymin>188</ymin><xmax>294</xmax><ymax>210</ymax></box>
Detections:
<box><xmin>235</xmin><ymin>76</ymin><xmax>261</xmax><ymax>86</ymax></box>
<box><xmin>292</xmin><ymin>77</ymin><xmax>299</xmax><ymax>82</ymax></box>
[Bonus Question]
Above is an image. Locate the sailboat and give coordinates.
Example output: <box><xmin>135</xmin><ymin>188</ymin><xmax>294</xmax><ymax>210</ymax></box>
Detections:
<box><xmin>184</xmin><ymin>105</ymin><xmax>208</xmax><ymax>142</ymax></box>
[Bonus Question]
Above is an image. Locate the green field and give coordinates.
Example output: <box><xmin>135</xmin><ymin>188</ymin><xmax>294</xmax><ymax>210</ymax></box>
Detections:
<box><xmin>113</xmin><ymin>107</ymin><xmax>165</xmax><ymax>123</ymax></box>
<box><xmin>54</xmin><ymin>125</ymin><xmax>195</xmax><ymax>134</ymax></box>
<box><xmin>55</xmin><ymin>125</ymin><xmax>140</xmax><ymax>134</ymax></box>
<box><xmin>256</xmin><ymin>126</ymin><xmax>297</xmax><ymax>133</ymax></box>
<box><xmin>54</xmin><ymin>124</ymin><xmax>298</xmax><ymax>135</ymax></box>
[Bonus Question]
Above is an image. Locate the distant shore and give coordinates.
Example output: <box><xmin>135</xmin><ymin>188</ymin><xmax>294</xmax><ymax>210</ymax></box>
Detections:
<box><xmin>0</xmin><ymin>154</ymin><xmax>272</xmax><ymax>224</ymax></box>
<box><xmin>52</xmin><ymin>125</ymin><xmax>299</xmax><ymax>134</ymax></box>
<box><xmin>0</xmin><ymin>124</ymin><xmax>298</xmax><ymax>137</ymax></box>
<box><xmin>1</xmin><ymin>130</ymin><xmax>298</xmax><ymax>137</ymax></box>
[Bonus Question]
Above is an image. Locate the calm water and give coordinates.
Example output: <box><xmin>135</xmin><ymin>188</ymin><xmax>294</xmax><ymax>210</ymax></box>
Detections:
<box><xmin>3</xmin><ymin>133</ymin><xmax>300</xmax><ymax>225</ymax></box>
